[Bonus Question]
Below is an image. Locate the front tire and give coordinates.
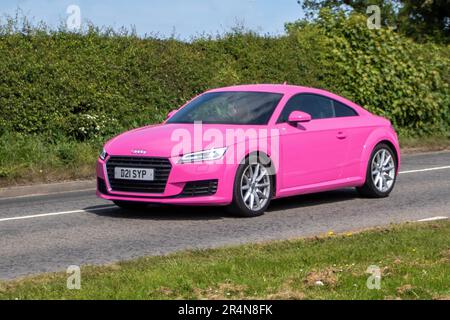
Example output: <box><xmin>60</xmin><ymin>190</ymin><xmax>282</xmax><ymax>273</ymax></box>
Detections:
<box><xmin>228</xmin><ymin>158</ymin><xmax>273</xmax><ymax>217</ymax></box>
<box><xmin>357</xmin><ymin>143</ymin><xmax>397</xmax><ymax>198</ymax></box>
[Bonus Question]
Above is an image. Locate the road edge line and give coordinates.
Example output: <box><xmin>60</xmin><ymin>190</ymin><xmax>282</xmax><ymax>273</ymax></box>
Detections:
<box><xmin>0</xmin><ymin>180</ymin><xmax>96</xmax><ymax>200</ymax></box>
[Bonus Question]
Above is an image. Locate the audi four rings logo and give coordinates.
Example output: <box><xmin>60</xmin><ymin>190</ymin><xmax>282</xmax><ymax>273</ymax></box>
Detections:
<box><xmin>132</xmin><ymin>149</ymin><xmax>147</xmax><ymax>154</ymax></box>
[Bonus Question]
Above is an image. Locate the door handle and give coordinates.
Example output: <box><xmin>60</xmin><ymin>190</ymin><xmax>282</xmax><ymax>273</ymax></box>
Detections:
<box><xmin>336</xmin><ymin>132</ymin><xmax>347</xmax><ymax>139</ymax></box>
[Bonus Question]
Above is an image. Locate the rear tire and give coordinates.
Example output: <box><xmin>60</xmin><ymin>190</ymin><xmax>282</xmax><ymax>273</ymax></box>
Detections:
<box><xmin>227</xmin><ymin>157</ymin><xmax>274</xmax><ymax>217</ymax></box>
<box><xmin>113</xmin><ymin>200</ymin><xmax>148</xmax><ymax>210</ymax></box>
<box><xmin>356</xmin><ymin>143</ymin><xmax>397</xmax><ymax>198</ymax></box>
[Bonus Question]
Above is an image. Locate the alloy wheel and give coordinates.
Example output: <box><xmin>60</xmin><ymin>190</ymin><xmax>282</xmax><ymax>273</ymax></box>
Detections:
<box><xmin>240</xmin><ymin>163</ymin><xmax>271</xmax><ymax>211</ymax></box>
<box><xmin>371</xmin><ymin>148</ymin><xmax>395</xmax><ymax>192</ymax></box>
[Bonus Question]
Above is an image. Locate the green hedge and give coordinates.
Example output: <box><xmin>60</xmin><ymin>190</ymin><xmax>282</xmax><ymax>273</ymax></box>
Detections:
<box><xmin>0</xmin><ymin>11</ymin><xmax>448</xmax><ymax>142</ymax></box>
<box><xmin>296</xmin><ymin>10</ymin><xmax>450</xmax><ymax>136</ymax></box>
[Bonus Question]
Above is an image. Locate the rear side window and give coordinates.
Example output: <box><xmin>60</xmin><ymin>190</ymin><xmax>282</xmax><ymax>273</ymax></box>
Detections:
<box><xmin>333</xmin><ymin>100</ymin><xmax>358</xmax><ymax>117</ymax></box>
<box><xmin>277</xmin><ymin>94</ymin><xmax>358</xmax><ymax>122</ymax></box>
<box><xmin>277</xmin><ymin>94</ymin><xmax>334</xmax><ymax>122</ymax></box>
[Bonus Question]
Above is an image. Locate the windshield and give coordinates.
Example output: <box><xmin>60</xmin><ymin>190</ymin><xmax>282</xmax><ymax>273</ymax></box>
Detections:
<box><xmin>167</xmin><ymin>91</ymin><xmax>283</xmax><ymax>125</ymax></box>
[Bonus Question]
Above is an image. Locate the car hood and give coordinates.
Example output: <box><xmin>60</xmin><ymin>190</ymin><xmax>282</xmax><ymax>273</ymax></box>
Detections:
<box><xmin>105</xmin><ymin>123</ymin><xmax>265</xmax><ymax>158</ymax></box>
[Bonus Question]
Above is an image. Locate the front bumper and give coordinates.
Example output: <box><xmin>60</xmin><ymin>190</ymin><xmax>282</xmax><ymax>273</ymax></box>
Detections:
<box><xmin>96</xmin><ymin>155</ymin><xmax>236</xmax><ymax>205</ymax></box>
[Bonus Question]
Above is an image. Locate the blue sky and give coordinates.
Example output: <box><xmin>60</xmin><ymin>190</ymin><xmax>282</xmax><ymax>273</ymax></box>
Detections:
<box><xmin>0</xmin><ymin>0</ymin><xmax>305</xmax><ymax>38</ymax></box>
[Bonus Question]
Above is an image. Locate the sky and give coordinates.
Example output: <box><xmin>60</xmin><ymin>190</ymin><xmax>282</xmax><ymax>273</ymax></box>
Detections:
<box><xmin>0</xmin><ymin>0</ymin><xmax>305</xmax><ymax>39</ymax></box>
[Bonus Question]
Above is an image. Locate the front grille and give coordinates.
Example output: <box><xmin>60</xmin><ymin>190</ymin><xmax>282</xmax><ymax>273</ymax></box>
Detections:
<box><xmin>180</xmin><ymin>180</ymin><xmax>218</xmax><ymax>197</ymax></box>
<box><xmin>106</xmin><ymin>156</ymin><xmax>172</xmax><ymax>194</ymax></box>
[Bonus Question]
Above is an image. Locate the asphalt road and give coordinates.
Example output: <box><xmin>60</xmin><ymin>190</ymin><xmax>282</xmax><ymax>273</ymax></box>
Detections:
<box><xmin>0</xmin><ymin>151</ymin><xmax>449</xmax><ymax>280</ymax></box>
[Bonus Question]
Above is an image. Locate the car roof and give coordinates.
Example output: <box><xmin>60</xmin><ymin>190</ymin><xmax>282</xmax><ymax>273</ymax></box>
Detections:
<box><xmin>206</xmin><ymin>84</ymin><xmax>371</xmax><ymax>116</ymax></box>
<box><xmin>207</xmin><ymin>84</ymin><xmax>350</xmax><ymax>98</ymax></box>
<box><xmin>207</xmin><ymin>84</ymin><xmax>307</xmax><ymax>95</ymax></box>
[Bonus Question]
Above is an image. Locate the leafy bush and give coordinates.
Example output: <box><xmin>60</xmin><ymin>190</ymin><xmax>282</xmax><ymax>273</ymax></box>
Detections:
<box><xmin>0</xmin><ymin>12</ymin><xmax>448</xmax><ymax>142</ymax></box>
<box><xmin>63</xmin><ymin>113</ymin><xmax>119</xmax><ymax>141</ymax></box>
<box><xmin>291</xmin><ymin>10</ymin><xmax>449</xmax><ymax>135</ymax></box>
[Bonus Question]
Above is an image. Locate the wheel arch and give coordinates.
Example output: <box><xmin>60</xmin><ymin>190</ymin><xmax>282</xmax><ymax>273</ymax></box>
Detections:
<box><xmin>360</xmin><ymin>129</ymin><xmax>401</xmax><ymax>180</ymax></box>
<box><xmin>378</xmin><ymin>140</ymin><xmax>399</xmax><ymax>170</ymax></box>
<box><xmin>237</xmin><ymin>150</ymin><xmax>278</xmax><ymax>198</ymax></box>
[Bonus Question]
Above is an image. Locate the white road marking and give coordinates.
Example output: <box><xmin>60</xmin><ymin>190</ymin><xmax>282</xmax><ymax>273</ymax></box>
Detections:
<box><xmin>0</xmin><ymin>188</ymin><xmax>96</xmax><ymax>201</ymax></box>
<box><xmin>417</xmin><ymin>216</ymin><xmax>448</xmax><ymax>222</ymax></box>
<box><xmin>0</xmin><ymin>206</ymin><xmax>115</xmax><ymax>223</ymax></box>
<box><xmin>399</xmin><ymin>165</ymin><xmax>450</xmax><ymax>174</ymax></box>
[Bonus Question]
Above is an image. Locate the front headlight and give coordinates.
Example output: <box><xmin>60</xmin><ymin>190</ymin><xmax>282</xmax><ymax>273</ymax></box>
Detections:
<box><xmin>179</xmin><ymin>147</ymin><xmax>227</xmax><ymax>164</ymax></box>
<box><xmin>99</xmin><ymin>148</ymin><xmax>108</xmax><ymax>160</ymax></box>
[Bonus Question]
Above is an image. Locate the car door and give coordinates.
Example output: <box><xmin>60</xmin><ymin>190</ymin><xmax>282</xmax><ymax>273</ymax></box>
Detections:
<box><xmin>275</xmin><ymin>94</ymin><xmax>350</xmax><ymax>189</ymax></box>
<box><xmin>331</xmin><ymin>99</ymin><xmax>367</xmax><ymax>179</ymax></box>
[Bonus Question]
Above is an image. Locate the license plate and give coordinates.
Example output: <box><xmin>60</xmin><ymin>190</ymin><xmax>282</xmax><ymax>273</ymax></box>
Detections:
<box><xmin>114</xmin><ymin>167</ymin><xmax>154</xmax><ymax>181</ymax></box>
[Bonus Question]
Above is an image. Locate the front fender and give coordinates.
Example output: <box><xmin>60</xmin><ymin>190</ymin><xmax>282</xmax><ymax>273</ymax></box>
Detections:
<box><xmin>228</xmin><ymin>132</ymin><xmax>281</xmax><ymax>196</ymax></box>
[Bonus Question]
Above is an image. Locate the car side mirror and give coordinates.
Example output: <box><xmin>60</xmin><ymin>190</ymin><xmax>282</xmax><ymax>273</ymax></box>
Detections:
<box><xmin>166</xmin><ymin>109</ymin><xmax>178</xmax><ymax>120</ymax></box>
<box><xmin>288</xmin><ymin>110</ymin><xmax>311</xmax><ymax>124</ymax></box>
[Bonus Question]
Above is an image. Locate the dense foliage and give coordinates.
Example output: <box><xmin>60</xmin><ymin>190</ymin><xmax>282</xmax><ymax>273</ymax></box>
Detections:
<box><xmin>287</xmin><ymin>10</ymin><xmax>450</xmax><ymax>136</ymax></box>
<box><xmin>0</xmin><ymin>11</ymin><xmax>448</xmax><ymax>143</ymax></box>
<box><xmin>299</xmin><ymin>0</ymin><xmax>450</xmax><ymax>43</ymax></box>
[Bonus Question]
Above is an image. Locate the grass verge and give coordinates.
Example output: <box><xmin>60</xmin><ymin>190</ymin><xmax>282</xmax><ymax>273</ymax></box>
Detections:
<box><xmin>399</xmin><ymin>135</ymin><xmax>450</xmax><ymax>153</ymax></box>
<box><xmin>1</xmin><ymin>220</ymin><xmax>449</xmax><ymax>300</ymax></box>
<box><xmin>0</xmin><ymin>133</ymin><xmax>99</xmax><ymax>187</ymax></box>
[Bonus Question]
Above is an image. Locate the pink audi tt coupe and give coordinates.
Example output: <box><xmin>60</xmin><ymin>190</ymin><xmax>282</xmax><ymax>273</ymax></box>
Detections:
<box><xmin>97</xmin><ymin>84</ymin><xmax>400</xmax><ymax>217</ymax></box>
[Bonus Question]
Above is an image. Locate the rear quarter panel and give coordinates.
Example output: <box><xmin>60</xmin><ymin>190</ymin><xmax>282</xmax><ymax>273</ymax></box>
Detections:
<box><xmin>358</xmin><ymin>125</ymin><xmax>401</xmax><ymax>183</ymax></box>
